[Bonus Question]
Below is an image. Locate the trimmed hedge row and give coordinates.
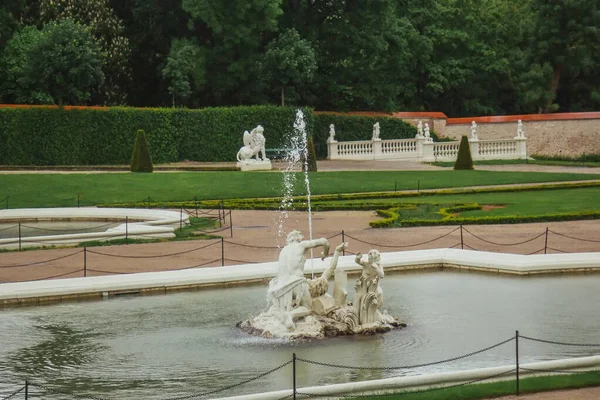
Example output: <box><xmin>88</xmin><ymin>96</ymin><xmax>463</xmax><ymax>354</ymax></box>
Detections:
<box><xmin>0</xmin><ymin>106</ymin><xmax>314</xmax><ymax>165</ymax></box>
<box><xmin>313</xmin><ymin>113</ymin><xmax>421</xmax><ymax>158</ymax></box>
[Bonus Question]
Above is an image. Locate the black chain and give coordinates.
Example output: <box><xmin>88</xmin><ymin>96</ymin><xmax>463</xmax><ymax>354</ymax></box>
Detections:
<box><xmin>298</xmin><ymin>337</ymin><xmax>515</xmax><ymax>370</ymax></box>
<box><xmin>86</xmin><ymin>268</ymin><xmax>130</xmax><ymax>275</ymax></box>
<box><xmin>29</xmin><ymin>382</ymin><xmax>108</xmax><ymax>400</ymax></box>
<box><xmin>526</xmin><ymin>248</ymin><xmax>545</xmax><ymax>255</ymax></box>
<box><xmin>20</xmin><ymin>222</ymin><xmax>116</xmax><ymax>233</ymax></box>
<box><xmin>277</xmin><ymin>394</ymin><xmax>295</xmax><ymax>400</ymax></box>
<box><xmin>520</xmin><ymin>335</ymin><xmax>600</xmax><ymax>347</ymax></box>
<box><xmin>163</xmin><ymin>360</ymin><xmax>292</xmax><ymax>400</ymax></box>
<box><xmin>176</xmin><ymin>258</ymin><xmax>222</xmax><ymax>270</ymax></box>
<box><xmin>0</xmin><ymin>224</ymin><xmax>18</xmax><ymax>233</ymax></box>
<box><xmin>345</xmin><ymin>227</ymin><xmax>459</xmax><ymax>249</ymax></box>
<box><xmin>546</xmin><ymin>247</ymin><xmax>570</xmax><ymax>253</ymax></box>
<box><xmin>224</xmin><ymin>258</ymin><xmax>261</xmax><ymax>264</ymax></box>
<box><xmin>223</xmin><ymin>240</ymin><xmax>279</xmax><ymax>249</ymax></box>
<box><xmin>0</xmin><ymin>250</ymin><xmax>84</xmax><ymax>269</ymax></box>
<box><xmin>0</xmin><ymin>386</ymin><xmax>25</xmax><ymax>400</ymax></box>
<box><xmin>87</xmin><ymin>240</ymin><xmax>220</xmax><ymax>258</ymax></box>
<box><xmin>463</xmin><ymin>228</ymin><xmax>546</xmax><ymax>246</ymax></box>
<box><xmin>25</xmin><ymin>268</ymin><xmax>84</xmax><ymax>281</ymax></box>
<box><xmin>462</xmin><ymin>243</ymin><xmax>477</xmax><ymax>251</ymax></box>
<box><xmin>549</xmin><ymin>230</ymin><xmax>600</xmax><ymax>243</ymax></box>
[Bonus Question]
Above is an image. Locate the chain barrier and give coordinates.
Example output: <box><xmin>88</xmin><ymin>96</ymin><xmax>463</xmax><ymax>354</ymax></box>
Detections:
<box><xmin>277</xmin><ymin>393</ymin><xmax>295</xmax><ymax>400</ymax></box>
<box><xmin>223</xmin><ymin>240</ymin><xmax>279</xmax><ymax>250</ymax></box>
<box><xmin>87</xmin><ymin>240</ymin><xmax>220</xmax><ymax>259</ymax></box>
<box><xmin>0</xmin><ymin>250</ymin><xmax>83</xmax><ymax>269</ymax></box>
<box><xmin>0</xmin><ymin>225</ymin><xmax>19</xmax><ymax>233</ymax></box>
<box><xmin>176</xmin><ymin>258</ymin><xmax>222</xmax><ymax>270</ymax></box>
<box><xmin>19</xmin><ymin>222</ymin><xmax>116</xmax><ymax>233</ymax></box>
<box><xmin>520</xmin><ymin>335</ymin><xmax>600</xmax><ymax>347</ymax></box>
<box><xmin>298</xmin><ymin>336</ymin><xmax>515</xmax><ymax>370</ymax></box>
<box><xmin>546</xmin><ymin>247</ymin><xmax>570</xmax><ymax>253</ymax></box>
<box><xmin>548</xmin><ymin>229</ymin><xmax>600</xmax><ymax>243</ymax></box>
<box><xmin>29</xmin><ymin>382</ymin><xmax>108</xmax><ymax>400</ymax></box>
<box><xmin>0</xmin><ymin>386</ymin><xmax>25</xmax><ymax>400</ymax></box>
<box><xmin>86</xmin><ymin>268</ymin><xmax>129</xmax><ymax>275</ymax></box>
<box><xmin>297</xmin><ymin>368</ymin><xmax>517</xmax><ymax>399</ymax></box>
<box><xmin>462</xmin><ymin>243</ymin><xmax>477</xmax><ymax>251</ymax></box>
<box><xmin>463</xmin><ymin>228</ymin><xmax>546</xmax><ymax>246</ymax></box>
<box><xmin>26</xmin><ymin>268</ymin><xmax>85</xmax><ymax>281</ymax></box>
<box><xmin>344</xmin><ymin>227</ymin><xmax>459</xmax><ymax>249</ymax></box>
<box><xmin>163</xmin><ymin>359</ymin><xmax>292</xmax><ymax>400</ymax></box>
<box><xmin>224</xmin><ymin>258</ymin><xmax>261</xmax><ymax>264</ymax></box>
<box><xmin>526</xmin><ymin>248</ymin><xmax>545</xmax><ymax>255</ymax></box>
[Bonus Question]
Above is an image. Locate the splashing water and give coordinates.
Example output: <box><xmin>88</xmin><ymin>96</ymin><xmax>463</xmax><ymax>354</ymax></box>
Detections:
<box><xmin>276</xmin><ymin>109</ymin><xmax>315</xmax><ymax>277</ymax></box>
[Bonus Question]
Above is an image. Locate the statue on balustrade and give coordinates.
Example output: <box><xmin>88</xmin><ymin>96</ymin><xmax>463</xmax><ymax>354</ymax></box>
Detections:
<box><xmin>328</xmin><ymin>124</ymin><xmax>336</xmax><ymax>142</ymax></box>
<box><xmin>517</xmin><ymin>120</ymin><xmax>525</xmax><ymax>138</ymax></box>
<box><xmin>471</xmin><ymin>121</ymin><xmax>478</xmax><ymax>140</ymax></box>
<box><xmin>372</xmin><ymin>122</ymin><xmax>381</xmax><ymax>140</ymax></box>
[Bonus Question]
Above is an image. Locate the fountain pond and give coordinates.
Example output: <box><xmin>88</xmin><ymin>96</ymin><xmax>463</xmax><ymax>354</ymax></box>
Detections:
<box><xmin>0</xmin><ymin>270</ymin><xmax>599</xmax><ymax>399</ymax></box>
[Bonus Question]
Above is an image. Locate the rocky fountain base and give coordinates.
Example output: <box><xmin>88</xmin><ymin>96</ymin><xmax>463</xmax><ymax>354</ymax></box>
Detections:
<box><xmin>238</xmin><ymin>237</ymin><xmax>406</xmax><ymax>340</ymax></box>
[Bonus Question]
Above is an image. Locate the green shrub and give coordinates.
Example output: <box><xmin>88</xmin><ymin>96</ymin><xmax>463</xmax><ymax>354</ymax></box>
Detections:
<box><xmin>0</xmin><ymin>106</ymin><xmax>314</xmax><ymax>165</ymax></box>
<box><xmin>313</xmin><ymin>113</ymin><xmax>420</xmax><ymax>158</ymax></box>
<box><xmin>454</xmin><ymin>136</ymin><xmax>474</xmax><ymax>170</ymax></box>
<box><xmin>303</xmin><ymin>136</ymin><xmax>318</xmax><ymax>172</ymax></box>
<box><xmin>130</xmin><ymin>129</ymin><xmax>153</xmax><ymax>172</ymax></box>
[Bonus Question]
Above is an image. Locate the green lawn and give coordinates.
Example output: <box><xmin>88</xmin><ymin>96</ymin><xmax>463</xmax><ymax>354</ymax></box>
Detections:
<box><xmin>325</xmin><ymin>187</ymin><xmax>600</xmax><ymax>217</ymax></box>
<box><xmin>359</xmin><ymin>371</ymin><xmax>600</xmax><ymax>399</ymax></box>
<box><xmin>430</xmin><ymin>159</ymin><xmax>600</xmax><ymax>168</ymax></box>
<box><xmin>1</xmin><ymin>170</ymin><xmax>599</xmax><ymax>209</ymax></box>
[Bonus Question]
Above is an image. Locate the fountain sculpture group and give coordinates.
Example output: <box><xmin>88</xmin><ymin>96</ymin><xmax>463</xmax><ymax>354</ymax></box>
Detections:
<box><xmin>238</xmin><ymin>231</ymin><xmax>405</xmax><ymax>339</ymax></box>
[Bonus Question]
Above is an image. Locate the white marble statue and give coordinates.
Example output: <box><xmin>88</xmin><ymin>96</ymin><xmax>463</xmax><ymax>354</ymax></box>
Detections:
<box><xmin>372</xmin><ymin>122</ymin><xmax>381</xmax><ymax>140</ymax></box>
<box><xmin>471</xmin><ymin>121</ymin><xmax>478</xmax><ymax>140</ymax></box>
<box><xmin>517</xmin><ymin>120</ymin><xmax>525</xmax><ymax>138</ymax></box>
<box><xmin>416</xmin><ymin>120</ymin><xmax>424</xmax><ymax>138</ymax></box>
<box><xmin>327</xmin><ymin>124</ymin><xmax>336</xmax><ymax>142</ymax></box>
<box><xmin>238</xmin><ymin>237</ymin><xmax>405</xmax><ymax>339</ymax></box>
<box><xmin>424</xmin><ymin>123</ymin><xmax>432</xmax><ymax>142</ymax></box>
<box><xmin>237</xmin><ymin>125</ymin><xmax>268</xmax><ymax>164</ymax></box>
<box><xmin>268</xmin><ymin>230</ymin><xmax>330</xmax><ymax>329</ymax></box>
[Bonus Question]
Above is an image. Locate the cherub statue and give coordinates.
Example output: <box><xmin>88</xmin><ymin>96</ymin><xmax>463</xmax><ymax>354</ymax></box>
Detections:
<box><xmin>424</xmin><ymin>123</ymin><xmax>432</xmax><ymax>142</ymax></box>
<box><xmin>354</xmin><ymin>249</ymin><xmax>385</xmax><ymax>324</ymax></box>
<box><xmin>471</xmin><ymin>121</ymin><xmax>478</xmax><ymax>140</ymax></box>
<box><xmin>328</xmin><ymin>124</ymin><xmax>336</xmax><ymax>142</ymax></box>
<box><xmin>416</xmin><ymin>120</ymin><xmax>424</xmax><ymax>138</ymax></box>
<box><xmin>517</xmin><ymin>120</ymin><xmax>525</xmax><ymax>138</ymax></box>
<box><xmin>372</xmin><ymin>122</ymin><xmax>381</xmax><ymax>140</ymax></box>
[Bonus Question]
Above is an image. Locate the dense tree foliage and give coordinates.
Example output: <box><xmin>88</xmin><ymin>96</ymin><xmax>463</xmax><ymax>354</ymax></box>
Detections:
<box><xmin>1</xmin><ymin>0</ymin><xmax>599</xmax><ymax>116</ymax></box>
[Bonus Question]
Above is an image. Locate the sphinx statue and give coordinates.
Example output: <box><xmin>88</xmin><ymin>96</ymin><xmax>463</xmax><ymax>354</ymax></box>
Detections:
<box><xmin>238</xmin><ymin>233</ymin><xmax>405</xmax><ymax>339</ymax></box>
<box><xmin>236</xmin><ymin>125</ymin><xmax>272</xmax><ymax>171</ymax></box>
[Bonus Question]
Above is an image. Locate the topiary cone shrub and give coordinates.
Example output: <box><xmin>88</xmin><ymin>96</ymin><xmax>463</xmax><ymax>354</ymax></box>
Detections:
<box><xmin>303</xmin><ymin>136</ymin><xmax>318</xmax><ymax>172</ymax></box>
<box><xmin>454</xmin><ymin>135</ymin><xmax>473</xmax><ymax>170</ymax></box>
<box><xmin>130</xmin><ymin>129</ymin><xmax>154</xmax><ymax>173</ymax></box>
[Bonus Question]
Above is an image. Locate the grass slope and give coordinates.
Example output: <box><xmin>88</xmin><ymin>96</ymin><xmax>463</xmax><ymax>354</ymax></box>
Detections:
<box><xmin>1</xmin><ymin>170</ymin><xmax>599</xmax><ymax>208</ymax></box>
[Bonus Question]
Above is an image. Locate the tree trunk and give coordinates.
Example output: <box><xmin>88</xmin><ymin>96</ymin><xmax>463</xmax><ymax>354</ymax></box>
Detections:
<box><xmin>544</xmin><ymin>64</ymin><xmax>564</xmax><ymax>113</ymax></box>
<box><xmin>281</xmin><ymin>87</ymin><xmax>285</xmax><ymax>107</ymax></box>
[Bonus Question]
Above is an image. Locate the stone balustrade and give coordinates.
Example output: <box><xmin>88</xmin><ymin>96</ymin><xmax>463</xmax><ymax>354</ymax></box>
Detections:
<box><xmin>327</xmin><ymin>136</ymin><xmax>527</xmax><ymax>162</ymax></box>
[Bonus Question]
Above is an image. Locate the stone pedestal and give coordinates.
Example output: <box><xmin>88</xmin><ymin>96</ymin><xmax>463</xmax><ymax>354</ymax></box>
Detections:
<box><xmin>237</xmin><ymin>160</ymin><xmax>272</xmax><ymax>171</ymax></box>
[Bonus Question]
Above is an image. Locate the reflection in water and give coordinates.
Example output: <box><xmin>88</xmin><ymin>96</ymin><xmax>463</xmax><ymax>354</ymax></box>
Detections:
<box><xmin>0</xmin><ymin>271</ymin><xmax>599</xmax><ymax>399</ymax></box>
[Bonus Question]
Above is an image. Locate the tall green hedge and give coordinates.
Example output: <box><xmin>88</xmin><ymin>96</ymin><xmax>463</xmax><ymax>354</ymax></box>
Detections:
<box><xmin>0</xmin><ymin>106</ymin><xmax>314</xmax><ymax>165</ymax></box>
<box><xmin>313</xmin><ymin>113</ymin><xmax>422</xmax><ymax>158</ymax></box>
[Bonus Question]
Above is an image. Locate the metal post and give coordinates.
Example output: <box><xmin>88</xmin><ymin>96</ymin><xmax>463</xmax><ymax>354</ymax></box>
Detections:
<box><xmin>516</xmin><ymin>330</ymin><xmax>520</xmax><ymax>396</ymax></box>
<box><xmin>218</xmin><ymin>205</ymin><xmax>222</xmax><ymax>228</ymax></box>
<box><xmin>194</xmin><ymin>196</ymin><xmax>198</xmax><ymax>218</ymax></box>
<box><xmin>125</xmin><ymin>216</ymin><xmax>129</xmax><ymax>245</ymax></box>
<box><xmin>84</xmin><ymin>247</ymin><xmax>87</xmax><ymax>277</ymax></box>
<box><xmin>18</xmin><ymin>222</ymin><xmax>22</xmax><ymax>251</ymax></box>
<box><xmin>229</xmin><ymin>209</ymin><xmax>233</xmax><ymax>238</ymax></box>
<box><xmin>77</xmin><ymin>193</ymin><xmax>80</xmax><ymax>208</ymax></box>
<box><xmin>544</xmin><ymin>227</ymin><xmax>549</xmax><ymax>254</ymax></box>
<box><xmin>25</xmin><ymin>380</ymin><xmax>28</xmax><ymax>400</ymax></box>
<box><xmin>460</xmin><ymin>224</ymin><xmax>464</xmax><ymax>249</ymax></box>
<box><xmin>341</xmin><ymin>230</ymin><xmax>345</xmax><ymax>255</ymax></box>
<box><xmin>221</xmin><ymin>237</ymin><xmax>225</xmax><ymax>266</ymax></box>
<box><xmin>180</xmin><ymin>207</ymin><xmax>183</xmax><ymax>232</ymax></box>
<box><xmin>293</xmin><ymin>353</ymin><xmax>297</xmax><ymax>400</ymax></box>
